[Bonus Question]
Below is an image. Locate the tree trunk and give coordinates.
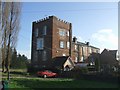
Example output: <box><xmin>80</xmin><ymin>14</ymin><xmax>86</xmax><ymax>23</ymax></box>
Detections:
<box><xmin>5</xmin><ymin>2</ymin><xmax>13</xmax><ymax>80</ymax></box>
<box><xmin>0</xmin><ymin>2</ymin><xmax>21</xmax><ymax>80</ymax></box>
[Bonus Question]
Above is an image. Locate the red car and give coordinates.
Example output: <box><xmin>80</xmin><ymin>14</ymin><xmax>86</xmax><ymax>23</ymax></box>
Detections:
<box><xmin>37</xmin><ymin>70</ymin><xmax>58</xmax><ymax>78</ymax></box>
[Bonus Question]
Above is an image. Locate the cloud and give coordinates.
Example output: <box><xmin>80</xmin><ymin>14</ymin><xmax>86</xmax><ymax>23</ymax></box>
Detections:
<box><xmin>91</xmin><ymin>29</ymin><xmax>118</xmax><ymax>51</ymax></box>
<box><xmin>98</xmin><ymin>29</ymin><xmax>112</xmax><ymax>33</ymax></box>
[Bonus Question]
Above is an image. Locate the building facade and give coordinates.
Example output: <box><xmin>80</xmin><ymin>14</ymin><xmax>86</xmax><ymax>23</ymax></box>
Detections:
<box><xmin>71</xmin><ymin>37</ymin><xmax>100</xmax><ymax>64</ymax></box>
<box><xmin>31</xmin><ymin>16</ymin><xmax>72</xmax><ymax>69</ymax></box>
<box><xmin>31</xmin><ymin>16</ymin><xmax>100</xmax><ymax>70</ymax></box>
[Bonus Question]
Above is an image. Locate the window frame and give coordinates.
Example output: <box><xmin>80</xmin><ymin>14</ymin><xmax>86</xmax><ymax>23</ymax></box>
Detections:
<box><xmin>59</xmin><ymin>28</ymin><xmax>66</xmax><ymax>36</ymax></box>
<box><xmin>43</xmin><ymin>25</ymin><xmax>47</xmax><ymax>35</ymax></box>
<box><xmin>42</xmin><ymin>50</ymin><xmax>47</xmax><ymax>61</ymax></box>
<box><xmin>35</xmin><ymin>28</ymin><xmax>39</xmax><ymax>37</ymax></box>
<box><xmin>60</xmin><ymin>41</ymin><xmax>64</xmax><ymax>49</ymax></box>
<box><xmin>37</xmin><ymin>38</ymin><xmax>44</xmax><ymax>50</ymax></box>
<box><xmin>67</xmin><ymin>41</ymin><xmax>70</xmax><ymax>49</ymax></box>
<box><xmin>75</xmin><ymin>45</ymin><xmax>77</xmax><ymax>50</ymax></box>
<box><xmin>67</xmin><ymin>31</ymin><xmax>69</xmax><ymax>36</ymax></box>
<box><xmin>75</xmin><ymin>57</ymin><xmax>78</xmax><ymax>62</ymax></box>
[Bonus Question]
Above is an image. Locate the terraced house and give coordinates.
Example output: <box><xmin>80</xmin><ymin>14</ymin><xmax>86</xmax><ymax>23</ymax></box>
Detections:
<box><xmin>31</xmin><ymin>16</ymin><xmax>100</xmax><ymax>71</ymax></box>
<box><xmin>72</xmin><ymin>37</ymin><xmax>100</xmax><ymax>64</ymax></box>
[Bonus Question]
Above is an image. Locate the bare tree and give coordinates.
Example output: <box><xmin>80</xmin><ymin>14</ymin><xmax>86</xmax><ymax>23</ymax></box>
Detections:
<box><xmin>0</xmin><ymin>0</ymin><xmax>2</xmax><ymax>72</ymax></box>
<box><xmin>0</xmin><ymin>1</ymin><xmax>21</xmax><ymax>80</ymax></box>
<box><xmin>0</xmin><ymin>0</ymin><xmax>1</xmax><ymax>32</ymax></box>
<box><xmin>0</xmin><ymin>2</ymin><xmax>9</xmax><ymax>72</ymax></box>
<box><xmin>0</xmin><ymin>0</ymin><xmax>2</xmax><ymax>32</ymax></box>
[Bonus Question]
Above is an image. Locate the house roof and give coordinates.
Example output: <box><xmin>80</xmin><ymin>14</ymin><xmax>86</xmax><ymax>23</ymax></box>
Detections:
<box><xmin>102</xmin><ymin>49</ymin><xmax>117</xmax><ymax>57</ymax></box>
<box><xmin>76</xmin><ymin>41</ymin><xmax>87</xmax><ymax>46</ymax></box>
<box><xmin>100</xmin><ymin>49</ymin><xmax>118</xmax><ymax>65</ymax></box>
<box><xmin>109</xmin><ymin>50</ymin><xmax>117</xmax><ymax>56</ymax></box>
<box><xmin>73</xmin><ymin>41</ymin><xmax>100</xmax><ymax>49</ymax></box>
<box><xmin>52</xmin><ymin>56</ymin><xmax>69</xmax><ymax>68</ymax></box>
<box><xmin>89</xmin><ymin>45</ymin><xmax>100</xmax><ymax>50</ymax></box>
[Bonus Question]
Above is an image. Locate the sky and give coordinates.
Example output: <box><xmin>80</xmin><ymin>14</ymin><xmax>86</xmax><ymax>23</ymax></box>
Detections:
<box><xmin>16</xmin><ymin>2</ymin><xmax>118</xmax><ymax>59</ymax></box>
<box><xmin>20</xmin><ymin>0</ymin><xmax>119</xmax><ymax>2</ymax></box>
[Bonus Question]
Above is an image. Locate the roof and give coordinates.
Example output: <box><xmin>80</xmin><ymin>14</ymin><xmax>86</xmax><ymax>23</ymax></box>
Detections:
<box><xmin>109</xmin><ymin>50</ymin><xmax>118</xmax><ymax>60</ymax></box>
<box><xmin>100</xmin><ymin>49</ymin><xmax>119</xmax><ymax>65</ymax></box>
<box><xmin>52</xmin><ymin>56</ymin><xmax>69</xmax><ymax>68</ymax></box>
<box><xmin>89</xmin><ymin>45</ymin><xmax>100</xmax><ymax>49</ymax></box>
<box><xmin>102</xmin><ymin>49</ymin><xmax>117</xmax><ymax>55</ymax></box>
<box><xmin>73</xmin><ymin>41</ymin><xmax>100</xmax><ymax>49</ymax></box>
<box><xmin>109</xmin><ymin>50</ymin><xmax>117</xmax><ymax>55</ymax></box>
<box><xmin>76</xmin><ymin>41</ymin><xmax>87</xmax><ymax>46</ymax></box>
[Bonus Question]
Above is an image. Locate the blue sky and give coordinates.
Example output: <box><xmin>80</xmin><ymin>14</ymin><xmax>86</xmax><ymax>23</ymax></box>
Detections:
<box><xmin>16</xmin><ymin>2</ymin><xmax>118</xmax><ymax>59</ymax></box>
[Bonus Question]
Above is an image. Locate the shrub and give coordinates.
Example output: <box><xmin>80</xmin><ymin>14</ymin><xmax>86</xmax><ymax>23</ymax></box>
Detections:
<box><xmin>71</xmin><ymin>67</ymin><xmax>88</xmax><ymax>79</ymax></box>
<box><xmin>72</xmin><ymin>66</ymin><xmax>88</xmax><ymax>74</ymax></box>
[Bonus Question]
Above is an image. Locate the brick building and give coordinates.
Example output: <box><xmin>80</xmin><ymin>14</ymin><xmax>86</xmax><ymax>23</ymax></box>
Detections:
<box><xmin>71</xmin><ymin>37</ymin><xmax>100</xmax><ymax>63</ymax></box>
<box><xmin>31</xmin><ymin>16</ymin><xmax>72</xmax><ymax>69</ymax></box>
<box><xmin>31</xmin><ymin>16</ymin><xmax>100</xmax><ymax>70</ymax></box>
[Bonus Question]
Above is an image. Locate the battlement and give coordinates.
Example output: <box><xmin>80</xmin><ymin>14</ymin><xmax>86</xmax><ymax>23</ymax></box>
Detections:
<box><xmin>33</xmin><ymin>16</ymin><xmax>70</xmax><ymax>25</ymax></box>
<box><xmin>57</xmin><ymin>17</ymin><xmax>70</xmax><ymax>24</ymax></box>
<box><xmin>33</xmin><ymin>16</ymin><xmax>50</xmax><ymax>23</ymax></box>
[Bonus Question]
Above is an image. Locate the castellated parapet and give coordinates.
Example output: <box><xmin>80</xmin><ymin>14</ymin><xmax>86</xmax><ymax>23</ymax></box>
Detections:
<box><xmin>33</xmin><ymin>16</ymin><xmax>70</xmax><ymax>25</ymax></box>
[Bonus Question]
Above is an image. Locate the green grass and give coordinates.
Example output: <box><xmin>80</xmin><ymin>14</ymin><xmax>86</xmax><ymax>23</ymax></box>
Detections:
<box><xmin>2</xmin><ymin>69</ymin><xmax>28</xmax><ymax>78</ymax></box>
<box><xmin>2</xmin><ymin>69</ymin><xmax>119</xmax><ymax>89</ymax></box>
<box><xmin>7</xmin><ymin>78</ymin><xmax>118</xmax><ymax>89</ymax></box>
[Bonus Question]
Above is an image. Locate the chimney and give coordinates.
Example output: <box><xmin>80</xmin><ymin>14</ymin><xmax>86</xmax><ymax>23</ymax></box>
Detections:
<box><xmin>86</xmin><ymin>42</ymin><xmax>89</xmax><ymax>46</ymax></box>
<box><xmin>73</xmin><ymin>37</ymin><xmax>77</xmax><ymax>43</ymax></box>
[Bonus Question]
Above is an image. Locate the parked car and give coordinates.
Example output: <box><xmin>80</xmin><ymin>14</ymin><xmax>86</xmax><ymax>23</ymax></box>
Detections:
<box><xmin>37</xmin><ymin>70</ymin><xmax>58</xmax><ymax>78</ymax></box>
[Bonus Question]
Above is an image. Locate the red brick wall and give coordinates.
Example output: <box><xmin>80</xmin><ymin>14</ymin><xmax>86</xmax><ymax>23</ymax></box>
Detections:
<box><xmin>52</xmin><ymin>16</ymin><xmax>71</xmax><ymax>58</ymax></box>
<box><xmin>31</xmin><ymin>16</ymin><xmax>72</xmax><ymax>68</ymax></box>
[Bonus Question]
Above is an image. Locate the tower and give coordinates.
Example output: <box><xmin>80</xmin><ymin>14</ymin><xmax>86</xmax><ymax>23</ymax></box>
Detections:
<box><xmin>31</xmin><ymin>16</ymin><xmax>72</xmax><ymax>69</ymax></box>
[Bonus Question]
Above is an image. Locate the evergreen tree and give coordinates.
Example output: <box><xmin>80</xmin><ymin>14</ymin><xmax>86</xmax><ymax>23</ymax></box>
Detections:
<box><xmin>10</xmin><ymin>48</ymin><xmax>29</xmax><ymax>69</ymax></box>
<box><xmin>10</xmin><ymin>48</ymin><xmax>17</xmax><ymax>68</ymax></box>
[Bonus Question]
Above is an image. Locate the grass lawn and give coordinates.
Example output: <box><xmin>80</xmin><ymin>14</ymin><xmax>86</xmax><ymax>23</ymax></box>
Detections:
<box><xmin>2</xmin><ymin>69</ymin><xmax>119</xmax><ymax>89</ymax></box>
<box><xmin>6</xmin><ymin>77</ymin><xmax>118</xmax><ymax>89</ymax></box>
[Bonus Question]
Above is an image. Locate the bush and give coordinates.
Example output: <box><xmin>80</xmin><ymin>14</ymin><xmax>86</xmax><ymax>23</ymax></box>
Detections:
<box><xmin>71</xmin><ymin>67</ymin><xmax>88</xmax><ymax>79</ymax></box>
<box><xmin>72</xmin><ymin>67</ymin><xmax>88</xmax><ymax>74</ymax></box>
<box><xmin>27</xmin><ymin>64</ymin><xmax>38</xmax><ymax>73</ymax></box>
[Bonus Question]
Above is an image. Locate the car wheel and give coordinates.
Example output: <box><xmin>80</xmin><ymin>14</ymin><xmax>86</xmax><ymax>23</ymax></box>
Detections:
<box><xmin>43</xmin><ymin>75</ymin><xmax>47</xmax><ymax>78</ymax></box>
